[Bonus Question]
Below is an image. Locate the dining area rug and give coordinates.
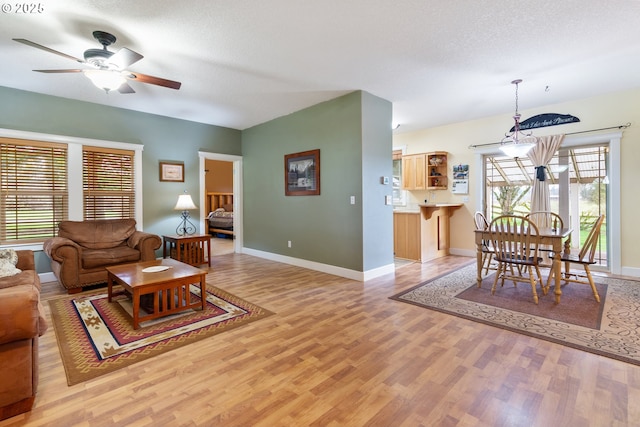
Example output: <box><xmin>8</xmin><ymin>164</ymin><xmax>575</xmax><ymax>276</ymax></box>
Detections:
<box><xmin>390</xmin><ymin>263</ymin><xmax>640</xmax><ymax>366</ymax></box>
<box><xmin>49</xmin><ymin>284</ymin><xmax>273</xmax><ymax>385</ymax></box>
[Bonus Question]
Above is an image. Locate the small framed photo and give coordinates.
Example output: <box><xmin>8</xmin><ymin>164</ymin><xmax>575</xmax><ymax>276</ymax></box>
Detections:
<box><xmin>159</xmin><ymin>161</ymin><xmax>184</xmax><ymax>182</ymax></box>
<box><xmin>285</xmin><ymin>149</ymin><xmax>320</xmax><ymax>196</ymax></box>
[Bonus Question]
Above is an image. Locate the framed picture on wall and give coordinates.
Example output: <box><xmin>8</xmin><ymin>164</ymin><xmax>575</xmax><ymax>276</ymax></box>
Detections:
<box><xmin>159</xmin><ymin>161</ymin><xmax>184</xmax><ymax>182</ymax></box>
<box><xmin>284</xmin><ymin>149</ymin><xmax>320</xmax><ymax>196</ymax></box>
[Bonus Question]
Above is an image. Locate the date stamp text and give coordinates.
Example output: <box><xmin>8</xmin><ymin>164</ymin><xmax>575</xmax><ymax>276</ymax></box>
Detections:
<box><xmin>1</xmin><ymin>3</ymin><xmax>45</xmax><ymax>13</ymax></box>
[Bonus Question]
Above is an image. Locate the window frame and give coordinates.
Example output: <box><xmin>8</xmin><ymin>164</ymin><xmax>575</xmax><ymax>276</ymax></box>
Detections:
<box><xmin>83</xmin><ymin>146</ymin><xmax>136</xmax><ymax>221</ymax></box>
<box><xmin>0</xmin><ymin>128</ymin><xmax>143</xmax><ymax>251</ymax></box>
<box><xmin>392</xmin><ymin>147</ymin><xmax>407</xmax><ymax>207</ymax></box>
<box><xmin>473</xmin><ymin>131</ymin><xmax>622</xmax><ymax>275</ymax></box>
<box><xmin>0</xmin><ymin>138</ymin><xmax>68</xmax><ymax>244</ymax></box>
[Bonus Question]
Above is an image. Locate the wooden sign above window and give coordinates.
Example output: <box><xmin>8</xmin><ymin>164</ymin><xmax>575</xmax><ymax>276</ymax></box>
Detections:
<box><xmin>510</xmin><ymin>113</ymin><xmax>580</xmax><ymax>132</ymax></box>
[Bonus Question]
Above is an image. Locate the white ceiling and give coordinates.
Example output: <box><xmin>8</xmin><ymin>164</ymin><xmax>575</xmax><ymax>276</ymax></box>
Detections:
<box><xmin>1</xmin><ymin>0</ymin><xmax>639</xmax><ymax>133</ymax></box>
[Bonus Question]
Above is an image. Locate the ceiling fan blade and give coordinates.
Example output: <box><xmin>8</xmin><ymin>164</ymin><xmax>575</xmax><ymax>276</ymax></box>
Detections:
<box><xmin>109</xmin><ymin>47</ymin><xmax>143</xmax><ymax>69</ymax></box>
<box><xmin>117</xmin><ymin>82</ymin><xmax>136</xmax><ymax>94</ymax></box>
<box><xmin>34</xmin><ymin>69</ymin><xmax>84</xmax><ymax>73</ymax></box>
<box><xmin>126</xmin><ymin>72</ymin><xmax>181</xmax><ymax>90</ymax></box>
<box><xmin>13</xmin><ymin>38</ymin><xmax>84</xmax><ymax>63</ymax></box>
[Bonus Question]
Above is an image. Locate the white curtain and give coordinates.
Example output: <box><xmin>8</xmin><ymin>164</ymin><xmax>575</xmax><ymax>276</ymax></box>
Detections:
<box><xmin>528</xmin><ymin>134</ymin><xmax>564</xmax><ymax>213</ymax></box>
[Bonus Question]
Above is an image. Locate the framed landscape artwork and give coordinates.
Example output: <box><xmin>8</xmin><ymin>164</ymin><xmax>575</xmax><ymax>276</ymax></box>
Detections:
<box><xmin>159</xmin><ymin>161</ymin><xmax>184</xmax><ymax>182</ymax></box>
<box><xmin>285</xmin><ymin>149</ymin><xmax>320</xmax><ymax>196</ymax></box>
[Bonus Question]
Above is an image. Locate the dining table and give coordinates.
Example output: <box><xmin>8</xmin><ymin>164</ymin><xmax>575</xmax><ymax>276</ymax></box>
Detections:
<box><xmin>474</xmin><ymin>226</ymin><xmax>573</xmax><ymax>304</ymax></box>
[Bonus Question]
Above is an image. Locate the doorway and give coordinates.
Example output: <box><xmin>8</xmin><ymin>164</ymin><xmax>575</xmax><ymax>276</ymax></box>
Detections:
<box><xmin>198</xmin><ymin>151</ymin><xmax>243</xmax><ymax>255</ymax></box>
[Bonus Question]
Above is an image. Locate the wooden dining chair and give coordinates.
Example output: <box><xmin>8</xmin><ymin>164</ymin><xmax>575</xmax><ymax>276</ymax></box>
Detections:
<box><xmin>488</xmin><ymin>215</ymin><xmax>544</xmax><ymax>304</ymax></box>
<box><xmin>474</xmin><ymin>211</ymin><xmax>495</xmax><ymax>276</ymax></box>
<box><xmin>525</xmin><ymin>211</ymin><xmax>567</xmax><ymax>265</ymax></box>
<box><xmin>525</xmin><ymin>211</ymin><xmax>564</xmax><ymax>230</ymax></box>
<box><xmin>546</xmin><ymin>214</ymin><xmax>605</xmax><ymax>303</ymax></box>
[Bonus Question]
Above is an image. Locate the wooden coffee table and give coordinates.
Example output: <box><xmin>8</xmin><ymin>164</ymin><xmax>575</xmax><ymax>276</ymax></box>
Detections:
<box><xmin>106</xmin><ymin>258</ymin><xmax>207</xmax><ymax>329</ymax></box>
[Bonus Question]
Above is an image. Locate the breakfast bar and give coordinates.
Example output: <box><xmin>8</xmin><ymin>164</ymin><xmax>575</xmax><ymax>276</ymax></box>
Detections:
<box><xmin>418</xmin><ymin>203</ymin><xmax>463</xmax><ymax>262</ymax></box>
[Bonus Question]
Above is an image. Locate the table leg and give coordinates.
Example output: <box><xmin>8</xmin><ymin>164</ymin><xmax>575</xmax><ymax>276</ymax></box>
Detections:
<box><xmin>476</xmin><ymin>241</ymin><xmax>483</xmax><ymax>287</ymax></box>
<box><xmin>132</xmin><ymin>290</ymin><xmax>140</xmax><ymax>330</ymax></box>
<box><xmin>553</xmin><ymin>243</ymin><xmax>562</xmax><ymax>304</ymax></box>
<box><xmin>199</xmin><ymin>275</ymin><xmax>207</xmax><ymax>310</ymax></box>
<box><xmin>107</xmin><ymin>273</ymin><xmax>113</xmax><ymax>302</ymax></box>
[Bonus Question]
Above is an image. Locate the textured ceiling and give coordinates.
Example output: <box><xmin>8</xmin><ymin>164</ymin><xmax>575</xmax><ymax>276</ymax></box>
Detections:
<box><xmin>1</xmin><ymin>0</ymin><xmax>639</xmax><ymax>133</ymax></box>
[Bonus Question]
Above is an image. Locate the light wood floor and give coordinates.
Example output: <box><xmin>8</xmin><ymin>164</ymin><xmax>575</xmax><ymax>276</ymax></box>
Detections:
<box><xmin>3</xmin><ymin>254</ymin><xmax>640</xmax><ymax>427</ymax></box>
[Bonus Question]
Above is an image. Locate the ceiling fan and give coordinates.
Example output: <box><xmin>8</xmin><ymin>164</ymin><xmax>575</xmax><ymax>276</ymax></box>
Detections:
<box><xmin>13</xmin><ymin>30</ymin><xmax>182</xmax><ymax>93</ymax></box>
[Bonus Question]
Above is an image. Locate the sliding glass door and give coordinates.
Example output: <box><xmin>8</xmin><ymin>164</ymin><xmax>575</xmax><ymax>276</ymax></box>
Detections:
<box><xmin>483</xmin><ymin>143</ymin><xmax>609</xmax><ymax>268</ymax></box>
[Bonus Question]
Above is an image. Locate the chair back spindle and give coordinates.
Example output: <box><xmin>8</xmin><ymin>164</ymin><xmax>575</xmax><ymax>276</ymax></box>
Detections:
<box><xmin>526</xmin><ymin>211</ymin><xmax>564</xmax><ymax>231</ymax></box>
<box><xmin>578</xmin><ymin>214</ymin><xmax>606</xmax><ymax>263</ymax></box>
<box><xmin>490</xmin><ymin>215</ymin><xmax>540</xmax><ymax>266</ymax></box>
<box><xmin>487</xmin><ymin>215</ymin><xmax>543</xmax><ymax>304</ymax></box>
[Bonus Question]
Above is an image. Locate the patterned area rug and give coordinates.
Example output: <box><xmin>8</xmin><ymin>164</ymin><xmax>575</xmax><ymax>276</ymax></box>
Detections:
<box><xmin>49</xmin><ymin>284</ymin><xmax>273</xmax><ymax>385</ymax></box>
<box><xmin>391</xmin><ymin>263</ymin><xmax>640</xmax><ymax>366</ymax></box>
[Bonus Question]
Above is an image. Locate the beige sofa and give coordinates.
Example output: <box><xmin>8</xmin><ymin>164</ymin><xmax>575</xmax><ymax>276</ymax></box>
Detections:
<box><xmin>0</xmin><ymin>250</ymin><xmax>47</xmax><ymax>420</ymax></box>
<box><xmin>43</xmin><ymin>219</ymin><xmax>162</xmax><ymax>294</ymax></box>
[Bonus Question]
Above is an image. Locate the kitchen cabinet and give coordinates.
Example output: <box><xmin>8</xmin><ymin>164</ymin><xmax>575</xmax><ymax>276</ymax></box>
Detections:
<box><xmin>401</xmin><ymin>154</ymin><xmax>426</xmax><ymax>190</ymax></box>
<box><xmin>401</xmin><ymin>152</ymin><xmax>448</xmax><ymax>190</ymax></box>
<box><xmin>393</xmin><ymin>203</ymin><xmax>463</xmax><ymax>263</ymax></box>
<box><xmin>426</xmin><ymin>152</ymin><xmax>448</xmax><ymax>190</ymax></box>
<box><xmin>393</xmin><ymin>211</ymin><xmax>421</xmax><ymax>260</ymax></box>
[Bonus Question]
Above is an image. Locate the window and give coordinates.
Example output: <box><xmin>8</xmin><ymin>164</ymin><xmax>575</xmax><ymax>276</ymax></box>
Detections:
<box><xmin>392</xmin><ymin>149</ymin><xmax>406</xmax><ymax>206</ymax></box>
<box><xmin>0</xmin><ymin>138</ymin><xmax>68</xmax><ymax>244</ymax></box>
<box><xmin>483</xmin><ymin>143</ymin><xmax>609</xmax><ymax>268</ymax></box>
<box><xmin>0</xmin><ymin>128</ymin><xmax>144</xmax><ymax>248</ymax></box>
<box><xmin>83</xmin><ymin>146</ymin><xmax>135</xmax><ymax>220</ymax></box>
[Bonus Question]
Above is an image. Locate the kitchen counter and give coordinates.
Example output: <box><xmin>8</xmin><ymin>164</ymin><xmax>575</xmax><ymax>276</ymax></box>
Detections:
<box><xmin>418</xmin><ymin>203</ymin><xmax>463</xmax><ymax>262</ymax></box>
<box><xmin>393</xmin><ymin>208</ymin><xmax>420</xmax><ymax>213</ymax></box>
<box><xmin>418</xmin><ymin>203</ymin><xmax>464</xmax><ymax>208</ymax></box>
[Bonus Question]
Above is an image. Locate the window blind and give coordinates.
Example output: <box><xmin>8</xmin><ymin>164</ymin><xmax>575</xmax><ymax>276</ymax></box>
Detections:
<box><xmin>83</xmin><ymin>146</ymin><xmax>135</xmax><ymax>220</ymax></box>
<box><xmin>0</xmin><ymin>138</ymin><xmax>68</xmax><ymax>244</ymax></box>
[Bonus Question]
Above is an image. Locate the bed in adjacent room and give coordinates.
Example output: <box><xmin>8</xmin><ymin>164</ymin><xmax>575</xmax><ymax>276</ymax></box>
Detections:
<box><xmin>206</xmin><ymin>192</ymin><xmax>234</xmax><ymax>237</ymax></box>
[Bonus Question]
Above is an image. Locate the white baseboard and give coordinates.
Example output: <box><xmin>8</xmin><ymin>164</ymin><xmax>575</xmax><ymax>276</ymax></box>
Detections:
<box><xmin>39</xmin><ymin>272</ymin><xmax>57</xmax><ymax>284</ymax></box>
<box><xmin>621</xmin><ymin>266</ymin><xmax>640</xmax><ymax>278</ymax></box>
<box><xmin>449</xmin><ymin>248</ymin><xmax>476</xmax><ymax>258</ymax></box>
<box><xmin>241</xmin><ymin>247</ymin><xmax>395</xmax><ymax>282</ymax></box>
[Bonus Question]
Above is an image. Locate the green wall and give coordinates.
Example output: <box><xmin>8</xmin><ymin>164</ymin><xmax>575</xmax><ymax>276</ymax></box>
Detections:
<box><xmin>0</xmin><ymin>86</ymin><xmax>241</xmax><ymax>271</ymax></box>
<box><xmin>241</xmin><ymin>91</ymin><xmax>393</xmax><ymax>272</ymax></box>
<box><xmin>1</xmin><ymin>86</ymin><xmax>393</xmax><ymax>275</ymax></box>
<box><xmin>361</xmin><ymin>91</ymin><xmax>394</xmax><ymax>271</ymax></box>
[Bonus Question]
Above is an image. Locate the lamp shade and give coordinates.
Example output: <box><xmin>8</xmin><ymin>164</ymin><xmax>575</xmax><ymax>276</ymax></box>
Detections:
<box><xmin>499</xmin><ymin>141</ymin><xmax>535</xmax><ymax>158</ymax></box>
<box><xmin>83</xmin><ymin>70</ymin><xmax>126</xmax><ymax>91</ymax></box>
<box><xmin>174</xmin><ymin>194</ymin><xmax>197</xmax><ymax>210</ymax></box>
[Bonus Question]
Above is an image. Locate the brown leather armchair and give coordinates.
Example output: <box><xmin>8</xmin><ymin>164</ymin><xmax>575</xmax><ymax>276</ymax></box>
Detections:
<box><xmin>0</xmin><ymin>250</ymin><xmax>47</xmax><ymax>420</ymax></box>
<box><xmin>43</xmin><ymin>219</ymin><xmax>162</xmax><ymax>294</ymax></box>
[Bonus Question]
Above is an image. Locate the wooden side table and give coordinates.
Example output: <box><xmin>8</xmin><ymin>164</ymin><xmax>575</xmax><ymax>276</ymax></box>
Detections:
<box><xmin>163</xmin><ymin>234</ymin><xmax>211</xmax><ymax>267</ymax></box>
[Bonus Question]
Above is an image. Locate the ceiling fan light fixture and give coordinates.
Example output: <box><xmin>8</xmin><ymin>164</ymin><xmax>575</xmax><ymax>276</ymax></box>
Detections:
<box><xmin>499</xmin><ymin>79</ymin><xmax>537</xmax><ymax>158</ymax></box>
<box><xmin>83</xmin><ymin>69</ymin><xmax>126</xmax><ymax>92</ymax></box>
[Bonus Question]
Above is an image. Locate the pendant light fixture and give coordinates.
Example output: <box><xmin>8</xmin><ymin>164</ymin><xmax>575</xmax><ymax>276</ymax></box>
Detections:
<box><xmin>83</xmin><ymin>69</ymin><xmax>126</xmax><ymax>93</ymax></box>
<box><xmin>499</xmin><ymin>79</ymin><xmax>537</xmax><ymax>158</ymax></box>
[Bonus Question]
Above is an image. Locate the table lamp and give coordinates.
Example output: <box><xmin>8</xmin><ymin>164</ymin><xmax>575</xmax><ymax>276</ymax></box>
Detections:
<box><xmin>174</xmin><ymin>191</ymin><xmax>197</xmax><ymax>235</ymax></box>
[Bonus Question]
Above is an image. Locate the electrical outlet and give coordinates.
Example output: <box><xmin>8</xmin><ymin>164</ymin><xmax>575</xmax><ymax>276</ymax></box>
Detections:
<box><xmin>287</xmin><ymin>240</ymin><xmax>292</xmax><ymax>248</ymax></box>
<box><xmin>350</xmin><ymin>196</ymin><xmax>356</xmax><ymax>204</ymax></box>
